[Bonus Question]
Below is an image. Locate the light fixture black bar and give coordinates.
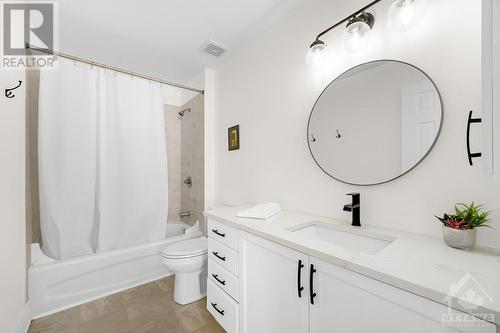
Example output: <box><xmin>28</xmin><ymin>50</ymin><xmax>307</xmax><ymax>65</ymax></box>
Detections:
<box><xmin>25</xmin><ymin>43</ymin><xmax>204</xmax><ymax>94</ymax></box>
<box><xmin>314</xmin><ymin>0</ymin><xmax>383</xmax><ymax>42</ymax></box>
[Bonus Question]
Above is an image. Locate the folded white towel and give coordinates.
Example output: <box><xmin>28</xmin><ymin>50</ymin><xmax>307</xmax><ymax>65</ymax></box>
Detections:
<box><xmin>236</xmin><ymin>203</ymin><xmax>281</xmax><ymax>220</ymax></box>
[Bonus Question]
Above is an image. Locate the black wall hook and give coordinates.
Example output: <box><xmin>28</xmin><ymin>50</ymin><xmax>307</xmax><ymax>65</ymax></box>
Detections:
<box><xmin>336</xmin><ymin>129</ymin><xmax>341</xmax><ymax>138</ymax></box>
<box><xmin>5</xmin><ymin>80</ymin><xmax>22</xmax><ymax>98</ymax></box>
<box><xmin>466</xmin><ymin>110</ymin><xmax>482</xmax><ymax>166</ymax></box>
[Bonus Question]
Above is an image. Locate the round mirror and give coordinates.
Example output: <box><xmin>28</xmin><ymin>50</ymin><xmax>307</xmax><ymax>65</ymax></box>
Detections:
<box><xmin>307</xmin><ymin>60</ymin><xmax>442</xmax><ymax>186</ymax></box>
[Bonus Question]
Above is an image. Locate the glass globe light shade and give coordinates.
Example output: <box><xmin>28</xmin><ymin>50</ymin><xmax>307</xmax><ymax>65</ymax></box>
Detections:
<box><xmin>388</xmin><ymin>0</ymin><xmax>426</xmax><ymax>32</ymax></box>
<box><xmin>342</xmin><ymin>20</ymin><xmax>372</xmax><ymax>53</ymax></box>
<box><xmin>306</xmin><ymin>41</ymin><xmax>327</xmax><ymax>70</ymax></box>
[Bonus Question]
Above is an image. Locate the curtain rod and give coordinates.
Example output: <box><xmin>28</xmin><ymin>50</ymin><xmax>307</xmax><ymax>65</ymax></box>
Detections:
<box><xmin>25</xmin><ymin>43</ymin><xmax>204</xmax><ymax>95</ymax></box>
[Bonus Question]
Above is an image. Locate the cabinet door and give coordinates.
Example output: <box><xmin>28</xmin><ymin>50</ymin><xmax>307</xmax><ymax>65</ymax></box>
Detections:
<box><xmin>239</xmin><ymin>231</ymin><xmax>309</xmax><ymax>333</ymax></box>
<box><xmin>309</xmin><ymin>257</ymin><xmax>496</xmax><ymax>333</ymax></box>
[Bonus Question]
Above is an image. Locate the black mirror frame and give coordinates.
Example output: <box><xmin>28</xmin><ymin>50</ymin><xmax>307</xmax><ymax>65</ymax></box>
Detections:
<box><xmin>306</xmin><ymin>59</ymin><xmax>444</xmax><ymax>186</ymax></box>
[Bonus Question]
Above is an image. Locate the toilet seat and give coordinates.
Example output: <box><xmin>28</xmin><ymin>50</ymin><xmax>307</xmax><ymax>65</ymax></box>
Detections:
<box><xmin>162</xmin><ymin>237</ymin><xmax>207</xmax><ymax>259</ymax></box>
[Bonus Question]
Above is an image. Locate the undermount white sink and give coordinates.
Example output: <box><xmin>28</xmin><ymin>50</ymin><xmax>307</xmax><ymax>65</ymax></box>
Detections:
<box><xmin>291</xmin><ymin>223</ymin><xmax>393</xmax><ymax>255</ymax></box>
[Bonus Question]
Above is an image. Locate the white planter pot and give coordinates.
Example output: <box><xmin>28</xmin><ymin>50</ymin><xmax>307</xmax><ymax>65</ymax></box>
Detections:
<box><xmin>442</xmin><ymin>225</ymin><xmax>477</xmax><ymax>250</ymax></box>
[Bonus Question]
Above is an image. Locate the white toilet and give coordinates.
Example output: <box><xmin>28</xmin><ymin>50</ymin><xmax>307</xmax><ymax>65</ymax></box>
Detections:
<box><xmin>161</xmin><ymin>237</ymin><xmax>208</xmax><ymax>305</ymax></box>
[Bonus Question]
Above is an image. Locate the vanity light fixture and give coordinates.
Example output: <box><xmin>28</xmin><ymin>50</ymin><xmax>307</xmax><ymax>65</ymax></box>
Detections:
<box><xmin>387</xmin><ymin>0</ymin><xmax>426</xmax><ymax>32</ymax></box>
<box><xmin>342</xmin><ymin>12</ymin><xmax>375</xmax><ymax>52</ymax></box>
<box><xmin>306</xmin><ymin>0</ymin><xmax>426</xmax><ymax>69</ymax></box>
<box><xmin>305</xmin><ymin>39</ymin><xmax>328</xmax><ymax>70</ymax></box>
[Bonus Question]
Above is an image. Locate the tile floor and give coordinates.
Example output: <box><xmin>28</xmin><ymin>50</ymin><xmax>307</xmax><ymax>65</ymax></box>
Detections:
<box><xmin>28</xmin><ymin>276</ymin><xmax>225</xmax><ymax>333</ymax></box>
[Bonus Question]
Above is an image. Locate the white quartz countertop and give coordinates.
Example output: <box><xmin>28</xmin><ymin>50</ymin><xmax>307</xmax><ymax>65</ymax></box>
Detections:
<box><xmin>204</xmin><ymin>205</ymin><xmax>500</xmax><ymax>325</ymax></box>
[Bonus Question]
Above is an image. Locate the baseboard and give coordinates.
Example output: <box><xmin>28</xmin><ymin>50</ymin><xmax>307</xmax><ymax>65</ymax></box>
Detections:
<box><xmin>16</xmin><ymin>302</ymin><xmax>32</xmax><ymax>333</ymax></box>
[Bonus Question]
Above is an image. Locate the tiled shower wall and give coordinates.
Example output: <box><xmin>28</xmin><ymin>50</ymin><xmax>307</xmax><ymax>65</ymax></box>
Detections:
<box><xmin>164</xmin><ymin>104</ymin><xmax>182</xmax><ymax>222</ymax></box>
<box><xmin>26</xmin><ymin>69</ymin><xmax>41</xmax><ymax>246</ymax></box>
<box><xmin>180</xmin><ymin>94</ymin><xmax>205</xmax><ymax>231</ymax></box>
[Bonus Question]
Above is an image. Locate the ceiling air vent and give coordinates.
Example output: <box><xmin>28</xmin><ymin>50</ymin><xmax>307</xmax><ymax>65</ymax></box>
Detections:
<box><xmin>201</xmin><ymin>40</ymin><xmax>228</xmax><ymax>57</ymax></box>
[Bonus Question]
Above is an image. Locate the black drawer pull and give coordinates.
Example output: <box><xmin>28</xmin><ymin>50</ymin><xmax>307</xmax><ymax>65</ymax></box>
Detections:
<box><xmin>310</xmin><ymin>264</ymin><xmax>317</xmax><ymax>305</ymax></box>
<box><xmin>212</xmin><ymin>274</ymin><xmax>226</xmax><ymax>286</ymax></box>
<box><xmin>297</xmin><ymin>260</ymin><xmax>304</xmax><ymax>298</ymax></box>
<box><xmin>212</xmin><ymin>229</ymin><xmax>226</xmax><ymax>238</ymax></box>
<box><xmin>212</xmin><ymin>251</ymin><xmax>226</xmax><ymax>261</ymax></box>
<box><xmin>211</xmin><ymin>302</ymin><xmax>224</xmax><ymax>316</ymax></box>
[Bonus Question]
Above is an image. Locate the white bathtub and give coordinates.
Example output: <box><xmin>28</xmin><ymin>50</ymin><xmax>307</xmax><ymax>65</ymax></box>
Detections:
<box><xmin>29</xmin><ymin>222</ymin><xmax>202</xmax><ymax>318</ymax></box>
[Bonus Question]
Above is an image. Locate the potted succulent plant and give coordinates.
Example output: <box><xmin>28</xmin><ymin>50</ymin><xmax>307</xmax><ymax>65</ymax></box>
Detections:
<box><xmin>435</xmin><ymin>202</ymin><xmax>491</xmax><ymax>250</ymax></box>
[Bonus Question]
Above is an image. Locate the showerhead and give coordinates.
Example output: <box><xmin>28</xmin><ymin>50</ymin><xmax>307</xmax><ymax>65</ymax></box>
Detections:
<box><xmin>178</xmin><ymin>108</ymin><xmax>191</xmax><ymax>117</ymax></box>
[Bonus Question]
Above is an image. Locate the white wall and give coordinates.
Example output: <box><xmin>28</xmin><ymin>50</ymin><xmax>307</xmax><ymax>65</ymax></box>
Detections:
<box><xmin>204</xmin><ymin>69</ymin><xmax>216</xmax><ymax>212</ymax></box>
<box><xmin>180</xmin><ymin>71</ymin><xmax>205</xmax><ymax>106</ymax></box>
<box><xmin>161</xmin><ymin>85</ymin><xmax>182</xmax><ymax>106</ymax></box>
<box><xmin>182</xmin><ymin>68</ymin><xmax>217</xmax><ymax>213</ymax></box>
<box><xmin>213</xmin><ymin>0</ymin><xmax>500</xmax><ymax>247</ymax></box>
<box><xmin>0</xmin><ymin>70</ymin><xmax>27</xmax><ymax>331</ymax></box>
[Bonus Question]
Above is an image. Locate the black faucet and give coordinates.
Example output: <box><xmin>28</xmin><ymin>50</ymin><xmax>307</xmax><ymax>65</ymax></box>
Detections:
<box><xmin>343</xmin><ymin>193</ymin><xmax>361</xmax><ymax>227</ymax></box>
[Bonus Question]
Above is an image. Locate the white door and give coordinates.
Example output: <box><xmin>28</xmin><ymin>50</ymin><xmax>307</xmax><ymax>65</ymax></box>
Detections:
<box><xmin>401</xmin><ymin>80</ymin><xmax>441</xmax><ymax>172</ymax></box>
<box><xmin>239</xmin><ymin>231</ymin><xmax>309</xmax><ymax>333</ymax></box>
<box><xmin>309</xmin><ymin>257</ymin><xmax>495</xmax><ymax>333</ymax></box>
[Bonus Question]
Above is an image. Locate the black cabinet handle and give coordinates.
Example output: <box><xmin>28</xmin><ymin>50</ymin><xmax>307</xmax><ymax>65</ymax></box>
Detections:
<box><xmin>211</xmin><ymin>229</ymin><xmax>226</xmax><ymax>238</ymax></box>
<box><xmin>212</xmin><ymin>251</ymin><xmax>226</xmax><ymax>262</ymax></box>
<box><xmin>467</xmin><ymin>110</ymin><xmax>482</xmax><ymax>166</ymax></box>
<box><xmin>212</xmin><ymin>274</ymin><xmax>226</xmax><ymax>286</ymax></box>
<box><xmin>211</xmin><ymin>302</ymin><xmax>224</xmax><ymax>316</ymax></box>
<box><xmin>297</xmin><ymin>260</ymin><xmax>304</xmax><ymax>298</ymax></box>
<box><xmin>310</xmin><ymin>264</ymin><xmax>317</xmax><ymax>305</ymax></box>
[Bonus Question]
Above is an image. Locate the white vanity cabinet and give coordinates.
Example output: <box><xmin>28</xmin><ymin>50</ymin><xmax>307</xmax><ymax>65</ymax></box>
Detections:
<box><xmin>309</xmin><ymin>257</ymin><xmax>495</xmax><ymax>333</ymax></box>
<box><xmin>239</xmin><ymin>231</ymin><xmax>310</xmax><ymax>333</ymax></box>
<box><xmin>236</xmin><ymin>231</ymin><xmax>496</xmax><ymax>333</ymax></box>
<box><xmin>206</xmin><ymin>219</ymin><xmax>239</xmax><ymax>333</ymax></box>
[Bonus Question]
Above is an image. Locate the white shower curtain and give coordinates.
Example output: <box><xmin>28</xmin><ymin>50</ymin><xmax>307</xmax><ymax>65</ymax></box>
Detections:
<box><xmin>39</xmin><ymin>60</ymin><xmax>99</xmax><ymax>259</ymax></box>
<box><xmin>97</xmin><ymin>71</ymin><xmax>168</xmax><ymax>251</ymax></box>
<box><xmin>39</xmin><ymin>59</ymin><xmax>168</xmax><ymax>259</ymax></box>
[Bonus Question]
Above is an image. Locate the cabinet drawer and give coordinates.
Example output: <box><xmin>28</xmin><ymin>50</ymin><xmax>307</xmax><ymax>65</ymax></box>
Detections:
<box><xmin>208</xmin><ymin>238</ymin><xmax>239</xmax><ymax>276</ymax></box>
<box><xmin>208</xmin><ymin>219</ymin><xmax>238</xmax><ymax>251</ymax></box>
<box><xmin>208</xmin><ymin>258</ymin><xmax>239</xmax><ymax>302</ymax></box>
<box><xmin>207</xmin><ymin>279</ymin><xmax>239</xmax><ymax>333</ymax></box>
